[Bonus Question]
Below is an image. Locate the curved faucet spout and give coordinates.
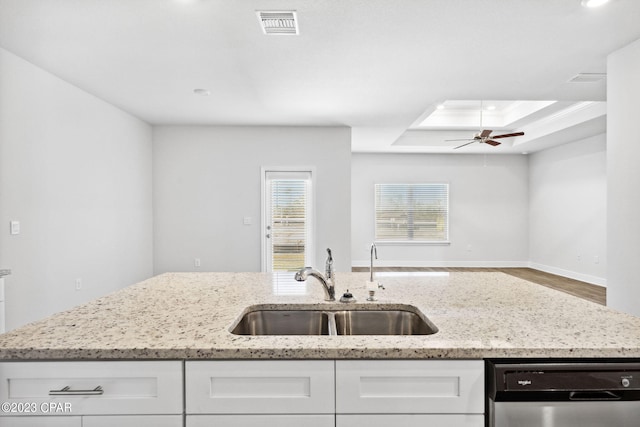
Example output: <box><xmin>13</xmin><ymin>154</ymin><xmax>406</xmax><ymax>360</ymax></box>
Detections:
<box><xmin>295</xmin><ymin>267</ymin><xmax>336</xmax><ymax>301</ymax></box>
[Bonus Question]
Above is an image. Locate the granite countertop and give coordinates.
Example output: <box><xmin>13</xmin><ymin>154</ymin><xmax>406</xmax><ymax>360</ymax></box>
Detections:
<box><xmin>0</xmin><ymin>271</ymin><xmax>639</xmax><ymax>360</ymax></box>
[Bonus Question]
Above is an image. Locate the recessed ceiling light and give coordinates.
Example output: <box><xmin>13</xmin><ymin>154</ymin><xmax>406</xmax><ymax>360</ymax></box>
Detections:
<box><xmin>193</xmin><ymin>88</ymin><xmax>211</xmax><ymax>96</ymax></box>
<box><xmin>257</xmin><ymin>11</ymin><xmax>299</xmax><ymax>35</ymax></box>
<box><xmin>486</xmin><ymin>105</ymin><xmax>496</xmax><ymax>111</ymax></box>
<box><xmin>581</xmin><ymin>0</ymin><xmax>611</xmax><ymax>8</ymax></box>
<box><xmin>436</xmin><ymin>104</ymin><xmax>445</xmax><ymax>110</ymax></box>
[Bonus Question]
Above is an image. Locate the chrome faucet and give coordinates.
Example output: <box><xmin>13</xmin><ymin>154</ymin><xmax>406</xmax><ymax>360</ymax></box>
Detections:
<box><xmin>367</xmin><ymin>243</ymin><xmax>383</xmax><ymax>301</ymax></box>
<box><xmin>294</xmin><ymin>248</ymin><xmax>336</xmax><ymax>301</ymax></box>
<box><xmin>370</xmin><ymin>243</ymin><xmax>377</xmax><ymax>282</ymax></box>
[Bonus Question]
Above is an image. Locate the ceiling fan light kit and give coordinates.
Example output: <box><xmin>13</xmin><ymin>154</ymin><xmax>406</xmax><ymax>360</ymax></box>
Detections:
<box><xmin>443</xmin><ymin>101</ymin><xmax>525</xmax><ymax>150</ymax></box>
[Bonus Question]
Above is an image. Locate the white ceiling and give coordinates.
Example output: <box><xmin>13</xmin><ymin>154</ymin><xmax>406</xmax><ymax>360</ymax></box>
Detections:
<box><xmin>1</xmin><ymin>0</ymin><xmax>639</xmax><ymax>153</ymax></box>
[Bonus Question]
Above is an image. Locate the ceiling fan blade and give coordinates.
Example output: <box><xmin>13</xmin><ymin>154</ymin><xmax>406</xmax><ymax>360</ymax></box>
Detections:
<box><xmin>484</xmin><ymin>139</ymin><xmax>501</xmax><ymax>146</ymax></box>
<box><xmin>445</xmin><ymin>138</ymin><xmax>475</xmax><ymax>142</ymax></box>
<box><xmin>491</xmin><ymin>132</ymin><xmax>525</xmax><ymax>139</ymax></box>
<box><xmin>454</xmin><ymin>140</ymin><xmax>476</xmax><ymax>149</ymax></box>
<box><xmin>479</xmin><ymin>129</ymin><xmax>493</xmax><ymax>138</ymax></box>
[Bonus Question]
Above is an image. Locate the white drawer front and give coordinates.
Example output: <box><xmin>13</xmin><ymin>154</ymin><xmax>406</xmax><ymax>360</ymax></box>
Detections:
<box><xmin>0</xmin><ymin>416</ymin><xmax>81</xmax><ymax>426</ymax></box>
<box><xmin>83</xmin><ymin>415</ymin><xmax>184</xmax><ymax>427</ymax></box>
<box><xmin>0</xmin><ymin>361</ymin><xmax>183</xmax><ymax>416</ymax></box>
<box><xmin>337</xmin><ymin>414</ymin><xmax>484</xmax><ymax>427</ymax></box>
<box><xmin>187</xmin><ymin>414</ymin><xmax>334</xmax><ymax>427</ymax></box>
<box><xmin>186</xmin><ymin>360</ymin><xmax>334</xmax><ymax>414</ymax></box>
<box><xmin>336</xmin><ymin>360</ymin><xmax>484</xmax><ymax>414</ymax></box>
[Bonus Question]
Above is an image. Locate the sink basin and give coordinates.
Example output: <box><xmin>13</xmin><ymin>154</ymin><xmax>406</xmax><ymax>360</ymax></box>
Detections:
<box><xmin>334</xmin><ymin>310</ymin><xmax>436</xmax><ymax>335</ymax></box>
<box><xmin>231</xmin><ymin>310</ymin><xmax>330</xmax><ymax>335</ymax></box>
<box><xmin>231</xmin><ymin>305</ymin><xmax>438</xmax><ymax>336</ymax></box>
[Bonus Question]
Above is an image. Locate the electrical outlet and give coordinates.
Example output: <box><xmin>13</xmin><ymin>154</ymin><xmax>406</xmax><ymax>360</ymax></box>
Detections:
<box><xmin>594</xmin><ymin>255</ymin><xmax>599</xmax><ymax>264</ymax></box>
<box><xmin>75</xmin><ymin>278</ymin><xmax>82</xmax><ymax>291</ymax></box>
<box><xmin>194</xmin><ymin>258</ymin><xmax>201</xmax><ymax>268</ymax></box>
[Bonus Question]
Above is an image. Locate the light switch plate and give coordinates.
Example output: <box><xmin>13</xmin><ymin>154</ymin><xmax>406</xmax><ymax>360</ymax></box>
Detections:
<box><xmin>9</xmin><ymin>221</ymin><xmax>20</xmax><ymax>235</ymax></box>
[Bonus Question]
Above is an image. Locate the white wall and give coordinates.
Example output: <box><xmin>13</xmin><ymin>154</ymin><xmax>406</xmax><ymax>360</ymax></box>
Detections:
<box><xmin>607</xmin><ymin>38</ymin><xmax>640</xmax><ymax>316</ymax></box>
<box><xmin>351</xmin><ymin>153</ymin><xmax>529</xmax><ymax>267</ymax></box>
<box><xmin>153</xmin><ymin>126</ymin><xmax>351</xmax><ymax>274</ymax></box>
<box><xmin>528</xmin><ymin>135</ymin><xmax>607</xmax><ymax>286</ymax></box>
<box><xmin>0</xmin><ymin>48</ymin><xmax>154</xmax><ymax>330</ymax></box>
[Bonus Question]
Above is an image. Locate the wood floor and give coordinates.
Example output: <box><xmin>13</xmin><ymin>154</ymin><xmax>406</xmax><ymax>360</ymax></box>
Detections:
<box><xmin>352</xmin><ymin>267</ymin><xmax>606</xmax><ymax>306</ymax></box>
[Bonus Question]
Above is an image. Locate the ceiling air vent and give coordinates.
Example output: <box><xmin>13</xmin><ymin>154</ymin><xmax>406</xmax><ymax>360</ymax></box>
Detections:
<box><xmin>257</xmin><ymin>11</ymin><xmax>298</xmax><ymax>35</ymax></box>
<box><xmin>568</xmin><ymin>73</ymin><xmax>607</xmax><ymax>83</ymax></box>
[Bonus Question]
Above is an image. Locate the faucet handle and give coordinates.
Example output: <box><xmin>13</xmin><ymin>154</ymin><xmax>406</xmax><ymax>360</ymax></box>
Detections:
<box><xmin>325</xmin><ymin>248</ymin><xmax>334</xmax><ymax>278</ymax></box>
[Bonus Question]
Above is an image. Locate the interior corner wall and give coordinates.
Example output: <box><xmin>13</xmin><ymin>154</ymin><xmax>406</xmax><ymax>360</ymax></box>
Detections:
<box><xmin>0</xmin><ymin>48</ymin><xmax>154</xmax><ymax>330</ymax></box>
<box><xmin>152</xmin><ymin>126</ymin><xmax>352</xmax><ymax>274</ymax></box>
<box><xmin>528</xmin><ymin>135</ymin><xmax>607</xmax><ymax>286</ymax></box>
<box><xmin>350</xmin><ymin>153</ymin><xmax>529</xmax><ymax>267</ymax></box>
<box><xmin>607</xmin><ymin>38</ymin><xmax>640</xmax><ymax>316</ymax></box>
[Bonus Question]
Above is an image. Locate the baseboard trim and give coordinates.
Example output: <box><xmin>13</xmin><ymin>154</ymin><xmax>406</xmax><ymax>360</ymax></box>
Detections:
<box><xmin>527</xmin><ymin>262</ymin><xmax>607</xmax><ymax>287</ymax></box>
<box><xmin>351</xmin><ymin>260</ymin><xmax>529</xmax><ymax>268</ymax></box>
<box><xmin>351</xmin><ymin>260</ymin><xmax>607</xmax><ymax>287</ymax></box>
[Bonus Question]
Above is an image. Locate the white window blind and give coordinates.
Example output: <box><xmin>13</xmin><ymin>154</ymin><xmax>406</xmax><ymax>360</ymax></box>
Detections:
<box><xmin>375</xmin><ymin>183</ymin><xmax>449</xmax><ymax>243</ymax></box>
<box><xmin>267</xmin><ymin>172</ymin><xmax>311</xmax><ymax>271</ymax></box>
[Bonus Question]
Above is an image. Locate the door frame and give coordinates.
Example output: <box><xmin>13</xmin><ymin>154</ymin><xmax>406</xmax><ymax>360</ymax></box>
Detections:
<box><xmin>261</xmin><ymin>166</ymin><xmax>316</xmax><ymax>273</ymax></box>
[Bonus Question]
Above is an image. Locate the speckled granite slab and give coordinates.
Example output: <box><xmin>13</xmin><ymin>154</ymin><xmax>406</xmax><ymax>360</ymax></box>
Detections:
<box><xmin>0</xmin><ymin>272</ymin><xmax>639</xmax><ymax>360</ymax></box>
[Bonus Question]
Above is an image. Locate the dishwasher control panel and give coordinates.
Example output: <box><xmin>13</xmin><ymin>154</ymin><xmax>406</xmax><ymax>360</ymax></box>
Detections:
<box><xmin>490</xmin><ymin>361</ymin><xmax>640</xmax><ymax>393</ymax></box>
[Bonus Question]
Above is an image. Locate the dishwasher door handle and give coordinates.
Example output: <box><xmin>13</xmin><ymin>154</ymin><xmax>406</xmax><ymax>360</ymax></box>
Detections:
<box><xmin>569</xmin><ymin>391</ymin><xmax>622</xmax><ymax>401</ymax></box>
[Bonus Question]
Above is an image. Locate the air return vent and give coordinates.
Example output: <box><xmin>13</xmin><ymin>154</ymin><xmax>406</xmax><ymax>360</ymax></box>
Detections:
<box><xmin>568</xmin><ymin>73</ymin><xmax>607</xmax><ymax>83</ymax></box>
<box><xmin>257</xmin><ymin>11</ymin><xmax>298</xmax><ymax>35</ymax></box>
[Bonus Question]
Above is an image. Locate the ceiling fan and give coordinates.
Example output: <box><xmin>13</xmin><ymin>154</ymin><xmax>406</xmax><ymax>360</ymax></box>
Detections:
<box><xmin>447</xmin><ymin>129</ymin><xmax>525</xmax><ymax>150</ymax></box>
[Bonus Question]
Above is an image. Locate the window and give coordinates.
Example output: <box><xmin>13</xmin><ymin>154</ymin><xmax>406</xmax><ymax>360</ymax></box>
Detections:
<box><xmin>375</xmin><ymin>183</ymin><xmax>449</xmax><ymax>243</ymax></box>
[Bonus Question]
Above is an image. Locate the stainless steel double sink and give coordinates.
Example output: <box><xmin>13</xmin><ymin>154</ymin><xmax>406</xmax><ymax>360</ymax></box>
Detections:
<box><xmin>230</xmin><ymin>304</ymin><xmax>438</xmax><ymax>336</ymax></box>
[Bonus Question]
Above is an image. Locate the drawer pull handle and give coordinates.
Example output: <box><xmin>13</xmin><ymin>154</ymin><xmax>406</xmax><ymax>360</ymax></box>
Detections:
<box><xmin>49</xmin><ymin>386</ymin><xmax>104</xmax><ymax>396</ymax></box>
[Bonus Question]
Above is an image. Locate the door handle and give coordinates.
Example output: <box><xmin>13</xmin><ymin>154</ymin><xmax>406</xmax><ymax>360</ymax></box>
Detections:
<box><xmin>569</xmin><ymin>391</ymin><xmax>622</xmax><ymax>401</ymax></box>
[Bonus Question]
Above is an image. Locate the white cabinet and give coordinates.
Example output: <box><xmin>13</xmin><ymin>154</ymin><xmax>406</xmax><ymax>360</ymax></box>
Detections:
<box><xmin>336</xmin><ymin>414</ymin><xmax>483</xmax><ymax>427</ymax></box>
<box><xmin>185</xmin><ymin>359</ymin><xmax>484</xmax><ymax>427</ymax></box>
<box><xmin>186</xmin><ymin>360</ymin><xmax>335</xmax><ymax>415</ymax></box>
<box><xmin>186</xmin><ymin>360</ymin><xmax>335</xmax><ymax>427</ymax></box>
<box><xmin>335</xmin><ymin>360</ymin><xmax>484</xmax><ymax>427</ymax></box>
<box><xmin>0</xmin><ymin>415</ymin><xmax>183</xmax><ymax>427</ymax></box>
<box><xmin>187</xmin><ymin>415</ymin><xmax>334</xmax><ymax>427</ymax></box>
<box><xmin>83</xmin><ymin>415</ymin><xmax>183</xmax><ymax>427</ymax></box>
<box><xmin>0</xmin><ymin>417</ymin><xmax>81</xmax><ymax>427</ymax></box>
<box><xmin>0</xmin><ymin>358</ymin><xmax>483</xmax><ymax>426</ymax></box>
<box><xmin>0</xmin><ymin>361</ymin><xmax>183</xmax><ymax>424</ymax></box>
<box><xmin>336</xmin><ymin>360</ymin><xmax>485</xmax><ymax>414</ymax></box>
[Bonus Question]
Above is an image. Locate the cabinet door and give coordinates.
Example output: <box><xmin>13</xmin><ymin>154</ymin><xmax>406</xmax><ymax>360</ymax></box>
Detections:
<box><xmin>187</xmin><ymin>414</ymin><xmax>334</xmax><ymax>427</ymax></box>
<box><xmin>83</xmin><ymin>415</ymin><xmax>183</xmax><ymax>427</ymax></box>
<box><xmin>336</xmin><ymin>360</ymin><xmax>484</xmax><ymax>414</ymax></box>
<box><xmin>0</xmin><ymin>417</ymin><xmax>81</xmax><ymax>426</ymax></box>
<box><xmin>0</xmin><ymin>361</ymin><xmax>183</xmax><ymax>416</ymax></box>
<box><xmin>186</xmin><ymin>360</ymin><xmax>334</xmax><ymax>414</ymax></box>
<box><xmin>337</xmin><ymin>414</ymin><xmax>484</xmax><ymax>427</ymax></box>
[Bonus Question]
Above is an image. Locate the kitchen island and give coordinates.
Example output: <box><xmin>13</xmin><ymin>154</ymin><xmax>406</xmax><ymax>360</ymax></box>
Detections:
<box><xmin>1</xmin><ymin>272</ymin><xmax>639</xmax><ymax>427</ymax></box>
<box><xmin>0</xmin><ymin>271</ymin><xmax>638</xmax><ymax>360</ymax></box>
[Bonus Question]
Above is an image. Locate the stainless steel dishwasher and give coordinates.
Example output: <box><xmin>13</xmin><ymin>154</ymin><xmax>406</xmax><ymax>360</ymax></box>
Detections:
<box><xmin>487</xmin><ymin>360</ymin><xmax>640</xmax><ymax>427</ymax></box>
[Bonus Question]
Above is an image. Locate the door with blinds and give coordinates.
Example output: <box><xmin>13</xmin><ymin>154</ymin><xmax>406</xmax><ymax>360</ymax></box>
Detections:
<box><xmin>263</xmin><ymin>170</ymin><xmax>313</xmax><ymax>272</ymax></box>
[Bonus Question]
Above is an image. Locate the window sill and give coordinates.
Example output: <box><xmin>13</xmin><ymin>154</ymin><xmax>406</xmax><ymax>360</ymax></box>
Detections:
<box><xmin>374</xmin><ymin>241</ymin><xmax>451</xmax><ymax>246</ymax></box>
